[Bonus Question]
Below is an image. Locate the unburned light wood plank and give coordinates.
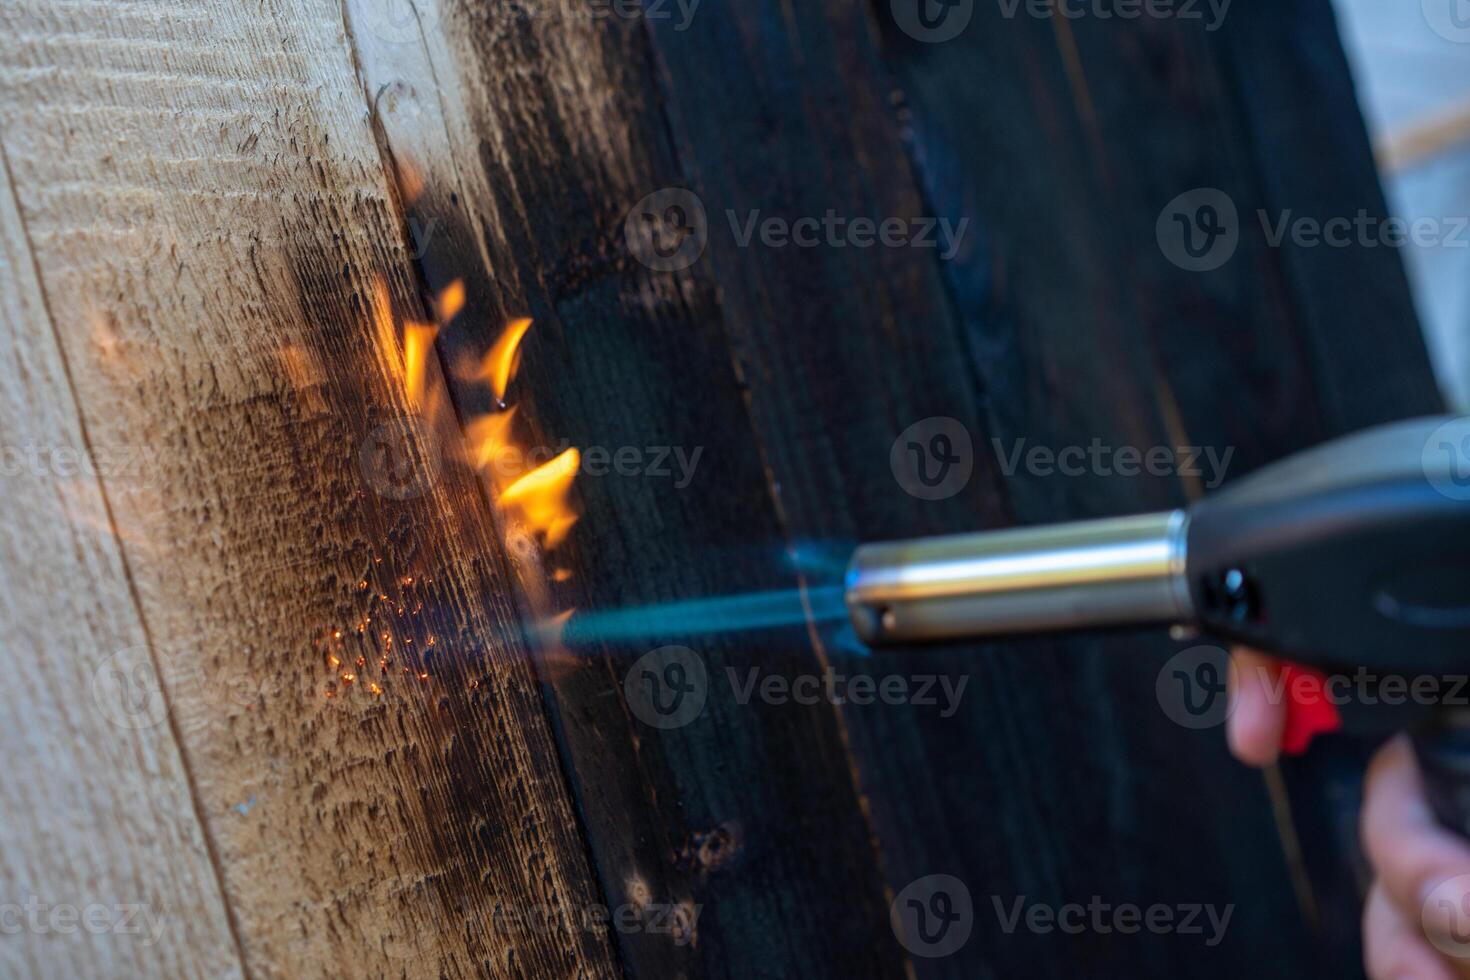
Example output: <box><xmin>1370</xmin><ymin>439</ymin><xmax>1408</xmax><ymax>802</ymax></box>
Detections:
<box><xmin>0</xmin><ymin>2</ymin><xmax>617</xmax><ymax>977</ymax></box>
<box><xmin>0</xmin><ymin>138</ymin><xmax>244</xmax><ymax>978</ymax></box>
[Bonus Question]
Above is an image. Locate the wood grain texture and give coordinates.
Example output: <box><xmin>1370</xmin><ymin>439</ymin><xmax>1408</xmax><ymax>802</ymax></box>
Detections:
<box><xmin>0</xmin><ymin>124</ymin><xmax>245</xmax><ymax>980</ymax></box>
<box><xmin>343</xmin><ymin>0</ymin><xmax>1440</xmax><ymax>976</ymax></box>
<box><xmin>0</xmin><ymin>1</ymin><xmax>1439</xmax><ymax>978</ymax></box>
<box><xmin>340</xmin><ymin>0</ymin><xmax>907</xmax><ymax>976</ymax></box>
<box><xmin>0</xmin><ymin>1</ymin><xmax>616</xmax><ymax>977</ymax></box>
<box><xmin>1211</xmin><ymin>4</ymin><xmax>1445</xmax><ymax>961</ymax></box>
<box><xmin>643</xmin><ymin>2</ymin><xmax>1339</xmax><ymax>977</ymax></box>
<box><xmin>852</xmin><ymin>2</ymin><xmax>1436</xmax><ymax>975</ymax></box>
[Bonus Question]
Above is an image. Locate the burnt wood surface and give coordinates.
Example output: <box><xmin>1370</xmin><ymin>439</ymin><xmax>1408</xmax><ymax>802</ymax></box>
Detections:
<box><xmin>641</xmin><ymin>0</ymin><xmax>1438</xmax><ymax>977</ymax></box>
<box><xmin>386</xmin><ymin>1</ymin><xmax>1437</xmax><ymax>978</ymax></box>
<box><xmin>0</xmin><ymin>0</ymin><xmax>1441</xmax><ymax>978</ymax></box>
<box><xmin>0</xmin><ymin>2</ymin><xmax>622</xmax><ymax>977</ymax></box>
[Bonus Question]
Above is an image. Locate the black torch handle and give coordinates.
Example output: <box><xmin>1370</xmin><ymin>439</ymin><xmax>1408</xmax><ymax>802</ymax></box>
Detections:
<box><xmin>1413</xmin><ymin>709</ymin><xmax>1470</xmax><ymax>839</ymax></box>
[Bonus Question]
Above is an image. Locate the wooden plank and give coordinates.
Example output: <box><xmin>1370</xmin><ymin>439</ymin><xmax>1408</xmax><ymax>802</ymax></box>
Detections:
<box><xmin>1216</xmin><ymin>0</ymin><xmax>1442</xmax><ymax>431</ymax></box>
<box><xmin>873</xmin><ymin>3</ymin><xmax>1437</xmax><ymax>975</ymax></box>
<box><xmin>1212</xmin><ymin>3</ymin><xmax>1446</xmax><ymax>964</ymax></box>
<box><xmin>642</xmin><ymin>1</ymin><xmax>1437</xmax><ymax>977</ymax></box>
<box><xmin>0</xmin><ymin>2</ymin><xmax>617</xmax><ymax>977</ymax></box>
<box><xmin>0</xmin><ymin>127</ymin><xmax>244</xmax><ymax>980</ymax></box>
<box><xmin>339</xmin><ymin>2</ymin><xmax>906</xmax><ymax>976</ymax></box>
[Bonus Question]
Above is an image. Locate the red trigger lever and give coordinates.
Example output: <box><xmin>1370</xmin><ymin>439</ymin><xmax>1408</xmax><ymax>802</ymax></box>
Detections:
<box><xmin>1276</xmin><ymin>663</ymin><xmax>1342</xmax><ymax>755</ymax></box>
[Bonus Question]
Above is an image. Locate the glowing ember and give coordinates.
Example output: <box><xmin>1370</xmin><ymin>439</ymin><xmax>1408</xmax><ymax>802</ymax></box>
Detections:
<box><xmin>353</xmin><ymin>262</ymin><xmax>579</xmax><ymax>702</ymax></box>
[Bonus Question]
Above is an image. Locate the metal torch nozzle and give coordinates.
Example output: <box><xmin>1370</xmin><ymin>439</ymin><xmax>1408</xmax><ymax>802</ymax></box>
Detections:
<box><xmin>845</xmin><ymin>511</ymin><xmax>1195</xmax><ymax>645</ymax></box>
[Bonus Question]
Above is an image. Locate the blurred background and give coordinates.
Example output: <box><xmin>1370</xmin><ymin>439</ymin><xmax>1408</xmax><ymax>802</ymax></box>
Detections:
<box><xmin>1335</xmin><ymin>0</ymin><xmax>1470</xmax><ymax>409</ymax></box>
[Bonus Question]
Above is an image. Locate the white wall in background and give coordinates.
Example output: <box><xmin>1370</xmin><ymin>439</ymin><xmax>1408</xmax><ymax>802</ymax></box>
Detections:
<box><xmin>1333</xmin><ymin>0</ymin><xmax>1470</xmax><ymax>410</ymax></box>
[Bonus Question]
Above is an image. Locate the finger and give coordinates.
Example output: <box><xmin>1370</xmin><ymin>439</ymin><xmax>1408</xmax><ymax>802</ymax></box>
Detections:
<box><xmin>1364</xmin><ymin>881</ymin><xmax>1460</xmax><ymax>980</ymax></box>
<box><xmin>1226</xmin><ymin>647</ymin><xmax>1286</xmax><ymax>768</ymax></box>
<box><xmin>1363</xmin><ymin>735</ymin><xmax>1470</xmax><ymax>954</ymax></box>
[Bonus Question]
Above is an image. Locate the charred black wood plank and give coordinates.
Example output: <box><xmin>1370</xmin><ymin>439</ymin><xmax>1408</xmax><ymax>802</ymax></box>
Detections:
<box><xmin>642</xmin><ymin>0</ymin><xmax>1437</xmax><ymax>977</ymax></box>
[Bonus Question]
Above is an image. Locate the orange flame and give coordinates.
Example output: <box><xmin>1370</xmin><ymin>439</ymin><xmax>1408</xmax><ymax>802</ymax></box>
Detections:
<box><xmin>465</xmin><ymin>407</ymin><xmax>518</xmax><ymax>474</ymax></box>
<box><xmin>397</xmin><ymin>161</ymin><xmax>426</xmax><ymax>206</ymax></box>
<box><xmin>369</xmin><ymin>276</ymin><xmax>440</xmax><ymax>417</ymax></box>
<box><xmin>437</xmin><ymin>279</ymin><xmax>466</xmax><ymax>323</ymax></box>
<box><xmin>369</xmin><ymin>270</ymin><xmax>580</xmax><ymax>562</ymax></box>
<box><xmin>403</xmin><ymin>321</ymin><xmax>438</xmax><ymax>412</ymax></box>
<box><xmin>497</xmin><ymin>448</ymin><xmax>580</xmax><ymax>548</ymax></box>
<box><xmin>460</xmin><ymin>316</ymin><xmax>581</xmax><ymax>551</ymax></box>
<box><xmin>474</xmin><ymin>317</ymin><xmax>534</xmax><ymax>402</ymax></box>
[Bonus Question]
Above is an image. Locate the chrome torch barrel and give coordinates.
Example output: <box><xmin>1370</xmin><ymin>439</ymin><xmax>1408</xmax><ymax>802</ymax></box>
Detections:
<box><xmin>845</xmin><ymin>511</ymin><xmax>1195</xmax><ymax>645</ymax></box>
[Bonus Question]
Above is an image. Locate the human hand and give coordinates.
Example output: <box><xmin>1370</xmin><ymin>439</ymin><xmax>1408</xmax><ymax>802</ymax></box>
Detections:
<box><xmin>1227</xmin><ymin>647</ymin><xmax>1470</xmax><ymax>979</ymax></box>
